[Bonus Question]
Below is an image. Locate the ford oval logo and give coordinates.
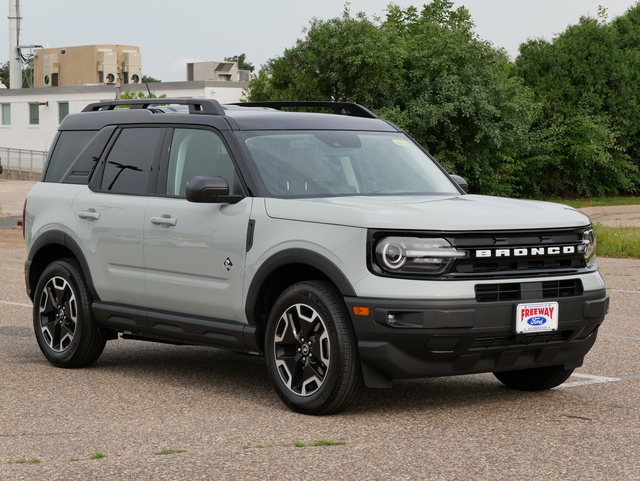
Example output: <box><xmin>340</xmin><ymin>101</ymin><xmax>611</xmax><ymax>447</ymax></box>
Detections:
<box><xmin>527</xmin><ymin>316</ymin><xmax>547</xmax><ymax>326</ymax></box>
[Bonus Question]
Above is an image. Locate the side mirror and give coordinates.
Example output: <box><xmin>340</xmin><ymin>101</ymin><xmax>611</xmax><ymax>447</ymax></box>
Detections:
<box><xmin>450</xmin><ymin>174</ymin><xmax>469</xmax><ymax>194</ymax></box>
<box><xmin>186</xmin><ymin>175</ymin><xmax>243</xmax><ymax>204</ymax></box>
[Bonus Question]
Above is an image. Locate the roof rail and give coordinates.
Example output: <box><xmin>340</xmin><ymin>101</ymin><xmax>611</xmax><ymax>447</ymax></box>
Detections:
<box><xmin>229</xmin><ymin>101</ymin><xmax>378</xmax><ymax>119</ymax></box>
<box><xmin>82</xmin><ymin>98</ymin><xmax>226</xmax><ymax>116</ymax></box>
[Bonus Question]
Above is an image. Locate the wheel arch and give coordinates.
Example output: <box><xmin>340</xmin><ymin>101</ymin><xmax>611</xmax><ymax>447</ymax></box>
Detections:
<box><xmin>26</xmin><ymin>231</ymin><xmax>98</xmax><ymax>302</ymax></box>
<box><xmin>245</xmin><ymin>248</ymin><xmax>356</xmax><ymax>333</ymax></box>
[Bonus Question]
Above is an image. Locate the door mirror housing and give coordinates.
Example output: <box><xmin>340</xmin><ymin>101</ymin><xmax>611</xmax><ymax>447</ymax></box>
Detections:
<box><xmin>186</xmin><ymin>176</ymin><xmax>244</xmax><ymax>204</ymax></box>
<box><xmin>450</xmin><ymin>174</ymin><xmax>469</xmax><ymax>194</ymax></box>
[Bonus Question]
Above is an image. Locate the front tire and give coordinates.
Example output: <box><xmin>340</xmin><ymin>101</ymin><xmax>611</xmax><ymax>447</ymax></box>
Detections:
<box><xmin>493</xmin><ymin>365</ymin><xmax>574</xmax><ymax>391</ymax></box>
<box><xmin>33</xmin><ymin>259</ymin><xmax>106</xmax><ymax>368</ymax></box>
<box><xmin>265</xmin><ymin>281</ymin><xmax>361</xmax><ymax>415</ymax></box>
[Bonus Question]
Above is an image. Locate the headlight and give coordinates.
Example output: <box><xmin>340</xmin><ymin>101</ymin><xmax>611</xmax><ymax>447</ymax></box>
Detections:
<box><xmin>583</xmin><ymin>229</ymin><xmax>596</xmax><ymax>268</ymax></box>
<box><xmin>374</xmin><ymin>237</ymin><xmax>467</xmax><ymax>275</ymax></box>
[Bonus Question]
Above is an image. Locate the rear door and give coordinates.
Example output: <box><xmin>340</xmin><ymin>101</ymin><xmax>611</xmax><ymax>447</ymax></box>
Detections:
<box><xmin>68</xmin><ymin>126</ymin><xmax>164</xmax><ymax>307</ymax></box>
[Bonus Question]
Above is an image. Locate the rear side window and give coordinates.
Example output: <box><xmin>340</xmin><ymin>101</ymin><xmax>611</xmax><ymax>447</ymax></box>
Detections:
<box><xmin>100</xmin><ymin>127</ymin><xmax>163</xmax><ymax>194</ymax></box>
<box><xmin>43</xmin><ymin>131</ymin><xmax>97</xmax><ymax>182</ymax></box>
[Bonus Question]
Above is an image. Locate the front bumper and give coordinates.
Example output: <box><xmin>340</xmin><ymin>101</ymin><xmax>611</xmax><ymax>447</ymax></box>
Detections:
<box><xmin>344</xmin><ymin>288</ymin><xmax>609</xmax><ymax>388</ymax></box>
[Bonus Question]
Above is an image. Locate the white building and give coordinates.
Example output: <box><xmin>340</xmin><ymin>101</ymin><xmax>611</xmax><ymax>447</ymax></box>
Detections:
<box><xmin>0</xmin><ymin>80</ymin><xmax>249</xmax><ymax>153</ymax></box>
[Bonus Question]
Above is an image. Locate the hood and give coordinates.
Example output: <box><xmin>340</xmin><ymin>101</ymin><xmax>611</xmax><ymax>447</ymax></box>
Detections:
<box><xmin>264</xmin><ymin>195</ymin><xmax>591</xmax><ymax>231</ymax></box>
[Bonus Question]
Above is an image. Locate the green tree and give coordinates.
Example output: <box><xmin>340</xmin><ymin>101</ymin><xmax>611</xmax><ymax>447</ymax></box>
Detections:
<box><xmin>142</xmin><ymin>75</ymin><xmax>161</xmax><ymax>83</ymax></box>
<box><xmin>0</xmin><ymin>61</ymin><xmax>9</xmax><ymax>87</ymax></box>
<box><xmin>515</xmin><ymin>6</ymin><xmax>640</xmax><ymax>196</ymax></box>
<box><xmin>248</xmin><ymin>2</ymin><xmax>534</xmax><ymax>195</ymax></box>
<box><xmin>249</xmin><ymin>7</ymin><xmax>404</xmax><ymax>108</ymax></box>
<box><xmin>378</xmin><ymin>2</ymin><xmax>534</xmax><ymax>195</ymax></box>
<box><xmin>117</xmin><ymin>90</ymin><xmax>166</xmax><ymax>100</ymax></box>
<box><xmin>224</xmin><ymin>53</ymin><xmax>255</xmax><ymax>72</ymax></box>
<box><xmin>0</xmin><ymin>60</ymin><xmax>35</xmax><ymax>88</ymax></box>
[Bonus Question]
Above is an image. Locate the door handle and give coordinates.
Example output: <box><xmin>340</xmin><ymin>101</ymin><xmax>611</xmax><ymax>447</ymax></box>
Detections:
<box><xmin>77</xmin><ymin>210</ymin><xmax>100</xmax><ymax>220</ymax></box>
<box><xmin>150</xmin><ymin>215</ymin><xmax>177</xmax><ymax>227</ymax></box>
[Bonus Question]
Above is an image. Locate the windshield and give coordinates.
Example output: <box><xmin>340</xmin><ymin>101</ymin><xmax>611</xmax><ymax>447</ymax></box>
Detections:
<box><xmin>235</xmin><ymin>131</ymin><xmax>460</xmax><ymax>198</ymax></box>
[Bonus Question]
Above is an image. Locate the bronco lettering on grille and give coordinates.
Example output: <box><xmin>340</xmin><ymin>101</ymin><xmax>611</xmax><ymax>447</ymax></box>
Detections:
<box><xmin>475</xmin><ymin>246</ymin><xmax>577</xmax><ymax>258</ymax></box>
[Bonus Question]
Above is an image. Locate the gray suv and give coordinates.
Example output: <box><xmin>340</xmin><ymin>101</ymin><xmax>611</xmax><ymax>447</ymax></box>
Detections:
<box><xmin>24</xmin><ymin>99</ymin><xmax>608</xmax><ymax>414</ymax></box>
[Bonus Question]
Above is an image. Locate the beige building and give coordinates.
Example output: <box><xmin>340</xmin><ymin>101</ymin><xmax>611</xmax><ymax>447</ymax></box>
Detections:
<box><xmin>33</xmin><ymin>45</ymin><xmax>142</xmax><ymax>88</ymax></box>
<box><xmin>187</xmin><ymin>61</ymin><xmax>251</xmax><ymax>82</ymax></box>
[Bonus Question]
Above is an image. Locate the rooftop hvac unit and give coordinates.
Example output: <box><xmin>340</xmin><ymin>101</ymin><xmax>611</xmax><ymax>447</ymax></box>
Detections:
<box><xmin>98</xmin><ymin>51</ymin><xmax>118</xmax><ymax>84</ymax></box>
<box><xmin>43</xmin><ymin>53</ymin><xmax>60</xmax><ymax>87</ymax></box>
<box><xmin>122</xmin><ymin>52</ymin><xmax>142</xmax><ymax>84</ymax></box>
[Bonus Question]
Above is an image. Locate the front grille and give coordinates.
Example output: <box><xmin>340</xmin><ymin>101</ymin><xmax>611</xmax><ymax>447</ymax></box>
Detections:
<box><xmin>475</xmin><ymin>279</ymin><xmax>583</xmax><ymax>303</ymax></box>
<box><xmin>444</xmin><ymin>227</ymin><xmax>590</xmax><ymax>279</ymax></box>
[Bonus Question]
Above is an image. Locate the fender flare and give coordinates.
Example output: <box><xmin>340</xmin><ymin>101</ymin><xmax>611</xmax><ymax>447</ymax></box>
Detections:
<box><xmin>27</xmin><ymin>230</ymin><xmax>99</xmax><ymax>301</ymax></box>
<box><xmin>244</xmin><ymin>248</ymin><xmax>357</xmax><ymax>326</ymax></box>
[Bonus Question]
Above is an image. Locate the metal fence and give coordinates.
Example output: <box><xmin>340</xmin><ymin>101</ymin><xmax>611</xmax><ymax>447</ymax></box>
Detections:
<box><xmin>0</xmin><ymin>147</ymin><xmax>48</xmax><ymax>177</ymax></box>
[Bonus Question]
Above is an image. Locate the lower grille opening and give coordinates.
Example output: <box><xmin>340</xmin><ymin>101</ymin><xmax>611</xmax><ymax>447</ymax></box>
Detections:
<box><xmin>475</xmin><ymin>283</ymin><xmax>520</xmax><ymax>302</ymax></box>
<box><xmin>471</xmin><ymin>331</ymin><xmax>568</xmax><ymax>350</ymax></box>
<box><xmin>475</xmin><ymin>279</ymin><xmax>583</xmax><ymax>303</ymax></box>
<box><xmin>542</xmin><ymin>279</ymin><xmax>583</xmax><ymax>298</ymax></box>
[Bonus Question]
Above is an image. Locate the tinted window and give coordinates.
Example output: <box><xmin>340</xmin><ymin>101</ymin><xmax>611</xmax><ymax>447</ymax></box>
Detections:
<box><xmin>100</xmin><ymin>128</ymin><xmax>162</xmax><ymax>194</ymax></box>
<box><xmin>166</xmin><ymin>128</ymin><xmax>236</xmax><ymax>197</ymax></box>
<box><xmin>44</xmin><ymin>130</ymin><xmax>98</xmax><ymax>183</ymax></box>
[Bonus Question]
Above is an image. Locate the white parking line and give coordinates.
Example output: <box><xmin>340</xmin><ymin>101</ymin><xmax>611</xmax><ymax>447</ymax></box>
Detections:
<box><xmin>0</xmin><ymin>300</ymin><xmax>31</xmax><ymax>308</ymax></box>
<box><xmin>557</xmin><ymin>373</ymin><xmax>622</xmax><ymax>389</ymax></box>
<box><xmin>600</xmin><ymin>333</ymin><xmax>640</xmax><ymax>341</ymax></box>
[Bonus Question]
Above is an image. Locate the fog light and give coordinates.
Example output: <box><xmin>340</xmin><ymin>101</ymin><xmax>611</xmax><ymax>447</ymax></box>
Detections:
<box><xmin>387</xmin><ymin>314</ymin><xmax>397</xmax><ymax>324</ymax></box>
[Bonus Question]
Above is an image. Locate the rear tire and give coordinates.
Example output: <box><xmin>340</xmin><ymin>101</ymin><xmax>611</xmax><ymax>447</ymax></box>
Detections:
<box><xmin>493</xmin><ymin>365</ymin><xmax>574</xmax><ymax>391</ymax></box>
<box><xmin>265</xmin><ymin>281</ymin><xmax>361</xmax><ymax>415</ymax></box>
<box><xmin>33</xmin><ymin>259</ymin><xmax>106</xmax><ymax>368</ymax></box>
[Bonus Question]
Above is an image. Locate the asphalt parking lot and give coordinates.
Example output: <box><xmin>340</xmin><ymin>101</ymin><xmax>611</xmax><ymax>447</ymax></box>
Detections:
<box><xmin>1</xmin><ymin>180</ymin><xmax>639</xmax><ymax>480</ymax></box>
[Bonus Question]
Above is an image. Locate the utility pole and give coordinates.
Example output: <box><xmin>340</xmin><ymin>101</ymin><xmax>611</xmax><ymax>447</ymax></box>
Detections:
<box><xmin>8</xmin><ymin>0</ymin><xmax>22</xmax><ymax>89</ymax></box>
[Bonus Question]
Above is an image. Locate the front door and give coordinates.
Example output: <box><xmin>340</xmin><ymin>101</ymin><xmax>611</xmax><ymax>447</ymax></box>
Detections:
<box><xmin>144</xmin><ymin>127</ymin><xmax>252</xmax><ymax>323</ymax></box>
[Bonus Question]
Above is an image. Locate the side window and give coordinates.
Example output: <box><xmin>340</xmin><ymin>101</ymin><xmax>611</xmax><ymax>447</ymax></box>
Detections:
<box><xmin>1</xmin><ymin>103</ymin><xmax>11</xmax><ymax>125</ymax></box>
<box><xmin>29</xmin><ymin>103</ymin><xmax>40</xmax><ymax>125</ymax></box>
<box><xmin>43</xmin><ymin>130</ymin><xmax>98</xmax><ymax>183</ymax></box>
<box><xmin>100</xmin><ymin>127</ymin><xmax>162</xmax><ymax>194</ymax></box>
<box><xmin>166</xmin><ymin>128</ymin><xmax>236</xmax><ymax>197</ymax></box>
<box><xmin>58</xmin><ymin>102</ymin><xmax>69</xmax><ymax>123</ymax></box>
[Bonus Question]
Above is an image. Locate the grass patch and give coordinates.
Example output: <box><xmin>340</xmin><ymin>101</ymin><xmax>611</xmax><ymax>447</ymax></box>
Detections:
<box><xmin>90</xmin><ymin>452</ymin><xmax>106</xmax><ymax>460</ymax></box>
<box><xmin>8</xmin><ymin>458</ymin><xmax>41</xmax><ymax>464</ymax></box>
<box><xmin>292</xmin><ymin>442</ymin><xmax>306</xmax><ymax>448</ymax></box>
<box><xmin>312</xmin><ymin>440</ymin><xmax>347</xmax><ymax>446</ymax></box>
<box><xmin>545</xmin><ymin>196</ymin><xmax>640</xmax><ymax>209</ymax></box>
<box><xmin>594</xmin><ymin>223</ymin><xmax>640</xmax><ymax>259</ymax></box>
<box><xmin>153</xmin><ymin>449</ymin><xmax>186</xmax><ymax>456</ymax></box>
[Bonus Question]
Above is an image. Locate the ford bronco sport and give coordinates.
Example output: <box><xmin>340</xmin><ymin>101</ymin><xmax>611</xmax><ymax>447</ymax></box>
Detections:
<box><xmin>24</xmin><ymin>99</ymin><xmax>608</xmax><ymax>414</ymax></box>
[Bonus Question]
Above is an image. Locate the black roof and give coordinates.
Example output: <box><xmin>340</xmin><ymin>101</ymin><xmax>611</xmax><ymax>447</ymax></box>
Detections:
<box><xmin>61</xmin><ymin>99</ymin><xmax>399</xmax><ymax>132</ymax></box>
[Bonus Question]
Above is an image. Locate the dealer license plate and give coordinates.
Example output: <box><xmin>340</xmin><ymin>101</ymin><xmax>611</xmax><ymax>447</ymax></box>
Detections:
<box><xmin>516</xmin><ymin>302</ymin><xmax>559</xmax><ymax>333</ymax></box>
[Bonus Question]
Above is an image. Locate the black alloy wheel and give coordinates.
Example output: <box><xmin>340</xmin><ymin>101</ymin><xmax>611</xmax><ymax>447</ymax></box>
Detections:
<box><xmin>33</xmin><ymin>259</ymin><xmax>106</xmax><ymax>368</ymax></box>
<box><xmin>265</xmin><ymin>281</ymin><xmax>361</xmax><ymax>415</ymax></box>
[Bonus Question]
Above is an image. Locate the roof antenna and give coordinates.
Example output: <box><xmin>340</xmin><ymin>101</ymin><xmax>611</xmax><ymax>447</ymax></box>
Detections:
<box><xmin>145</xmin><ymin>82</ymin><xmax>152</xmax><ymax>97</ymax></box>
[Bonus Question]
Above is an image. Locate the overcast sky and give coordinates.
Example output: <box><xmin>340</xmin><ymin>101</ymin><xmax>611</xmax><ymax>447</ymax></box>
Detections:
<box><xmin>3</xmin><ymin>0</ymin><xmax>639</xmax><ymax>82</ymax></box>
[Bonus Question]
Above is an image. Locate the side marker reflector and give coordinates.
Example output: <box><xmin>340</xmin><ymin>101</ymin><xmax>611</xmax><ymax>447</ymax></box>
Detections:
<box><xmin>352</xmin><ymin>306</ymin><xmax>370</xmax><ymax>316</ymax></box>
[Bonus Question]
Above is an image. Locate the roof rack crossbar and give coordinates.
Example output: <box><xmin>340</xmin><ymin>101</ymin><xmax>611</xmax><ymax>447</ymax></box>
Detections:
<box><xmin>230</xmin><ymin>101</ymin><xmax>378</xmax><ymax>119</ymax></box>
<box><xmin>81</xmin><ymin>98</ymin><xmax>226</xmax><ymax>116</ymax></box>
